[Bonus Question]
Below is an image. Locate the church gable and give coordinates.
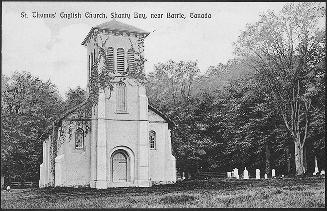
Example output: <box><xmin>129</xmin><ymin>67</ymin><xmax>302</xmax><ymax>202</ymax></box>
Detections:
<box><xmin>148</xmin><ymin>105</ymin><xmax>174</xmax><ymax>128</ymax></box>
<box><xmin>148</xmin><ymin>109</ymin><xmax>166</xmax><ymax>123</ymax></box>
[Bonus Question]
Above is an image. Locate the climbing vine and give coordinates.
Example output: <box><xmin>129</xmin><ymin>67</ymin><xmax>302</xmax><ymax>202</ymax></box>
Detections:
<box><xmin>127</xmin><ymin>36</ymin><xmax>147</xmax><ymax>83</ymax></box>
<box><xmin>88</xmin><ymin>30</ymin><xmax>147</xmax><ymax>106</ymax></box>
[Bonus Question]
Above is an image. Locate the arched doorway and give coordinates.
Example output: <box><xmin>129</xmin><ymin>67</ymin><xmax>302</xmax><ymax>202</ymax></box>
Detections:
<box><xmin>112</xmin><ymin>151</ymin><xmax>129</xmax><ymax>182</ymax></box>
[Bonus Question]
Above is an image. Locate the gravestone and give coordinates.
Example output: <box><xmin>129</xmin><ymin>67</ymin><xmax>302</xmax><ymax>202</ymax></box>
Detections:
<box><xmin>272</xmin><ymin>169</ymin><xmax>275</xmax><ymax>178</ymax></box>
<box><xmin>264</xmin><ymin>173</ymin><xmax>268</xmax><ymax>179</ymax></box>
<box><xmin>313</xmin><ymin>156</ymin><xmax>319</xmax><ymax>176</ymax></box>
<box><xmin>243</xmin><ymin>167</ymin><xmax>249</xmax><ymax>179</ymax></box>
<box><xmin>227</xmin><ymin>172</ymin><xmax>232</xmax><ymax>178</ymax></box>
<box><xmin>233</xmin><ymin>168</ymin><xmax>239</xmax><ymax>179</ymax></box>
<box><xmin>256</xmin><ymin>169</ymin><xmax>260</xmax><ymax>179</ymax></box>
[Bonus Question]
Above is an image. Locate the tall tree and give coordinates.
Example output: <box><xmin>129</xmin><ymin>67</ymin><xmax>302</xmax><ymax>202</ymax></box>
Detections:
<box><xmin>1</xmin><ymin>72</ymin><xmax>64</xmax><ymax>181</ymax></box>
<box><xmin>65</xmin><ymin>86</ymin><xmax>88</xmax><ymax>109</ymax></box>
<box><xmin>234</xmin><ymin>2</ymin><xmax>325</xmax><ymax>175</ymax></box>
<box><xmin>146</xmin><ymin>60</ymin><xmax>211</xmax><ymax>176</ymax></box>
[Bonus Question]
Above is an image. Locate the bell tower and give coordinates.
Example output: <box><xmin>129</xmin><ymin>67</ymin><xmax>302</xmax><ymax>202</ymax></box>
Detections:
<box><xmin>81</xmin><ymin>19</ymin><xmax>151</xmax><ymax>189</ymax></box>
<box><xmin>81</xmin><ymin>19</ymin><xmax>149</xmax><ymax>91</ymax></box>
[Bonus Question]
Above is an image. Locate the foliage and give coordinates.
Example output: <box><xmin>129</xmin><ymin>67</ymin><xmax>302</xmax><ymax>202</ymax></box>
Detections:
<box><xmin>88</xmin><ymin>32</ymin><xmax>146</xmax><ymax>106</ymax></box>
<box><xmin>233</xmin><ymin>2</ymin><xmax>325</xmax><ymax>175</ymax></box>
<box><xmin>1</xmin><ymin>72</ymin><xmax>64</xmax><ymax>181</ymax></box>
<box><xmin>127</xmin><ymin>36</ymin><xmax>147</xmax><ymax>83</ymax></box>
<box><xmin>145</xmin><ymin>3</ymin><xmax>325</xmax><ymax>176</ymax></box>
<box><xmin>65</xmin><ymin>87</ymin><xmax>87</xmax><ymax>110</ymax></box>
<box><xmin>146</xmin><ymin>60</ymin><xmax>208</xmax><ymax>175</ymax></box>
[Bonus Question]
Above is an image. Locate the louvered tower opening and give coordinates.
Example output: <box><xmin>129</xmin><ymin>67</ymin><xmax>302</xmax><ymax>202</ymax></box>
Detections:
<box><xmin>106</xmin><ymin>47</ymin><xmax>114</xmax><ymax>71</ymax></box>
<box><xmin>127</xmin><ymin>49</ymin><xmax>135</xmax><ymax>72</ymax></box>
<box><xmin>117</xmin><ymin>48</ymin><xmax>125</xmax><ymax>72</ymax></box>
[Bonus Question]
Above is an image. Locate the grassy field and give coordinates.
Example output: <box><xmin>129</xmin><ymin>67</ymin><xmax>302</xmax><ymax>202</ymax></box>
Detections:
<box><xmin>1</xmin><ymin>177</ymin><xmax>325</xmax><ymax>208</ymax></box>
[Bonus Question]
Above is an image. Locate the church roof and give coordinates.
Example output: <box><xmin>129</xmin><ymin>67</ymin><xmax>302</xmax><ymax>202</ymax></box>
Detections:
<box><xmin>81</xmin><ymin>19</ymin><xmax>150</xmax><ymax>45</ymax></box>
<box><xmin>148</xmin><ymin>104</ymin><xmax>175</xmax><ymax>128</ymax></box>
<box><xmin>40</xmin><ymin>100</ymin><xmax>175</xmax><ymax>141</ymax></box>
<box><xmin>40</xmin><ymin>99</ymin><xmax>90</xmax><ymax>140</ymax></box>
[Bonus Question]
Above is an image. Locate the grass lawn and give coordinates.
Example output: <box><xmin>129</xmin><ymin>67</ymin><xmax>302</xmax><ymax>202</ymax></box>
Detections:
<box><xmin>1</xmin><ymin>177</ymin><xmax>325</xmax><ymax>208</ymax></box>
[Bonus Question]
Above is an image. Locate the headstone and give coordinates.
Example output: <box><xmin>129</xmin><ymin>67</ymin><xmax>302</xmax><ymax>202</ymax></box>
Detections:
<box><xmin>233</xmin><ymin>168</ymin><xmax>239</xmax><ymax>179</ymax></box>
<box><xmin>313</xmin><ymin>156</ymin><xmax>319</xmax><ymax>176</ymax></box>
<box><xmin>243</xmin><ymin>167</ymin><xmax>249</xmax><ymax>179</ymax></box>
<box><xmin>320</xmin><ymin>170</ymin><xmax>325</xmax><ymax>175</ymax></box>
<box><xmin>182</xmin><ymin>172</ymin><xmax>185</xmax><ymax>180</ymax></box>
<box><xmin>227</xmin><ymin>172</ymin><xmax>232</xmax><ymax>178</ymax></box>
<box><xmin>272</xmin><ymin>169</ymin><xmax>276</xmax><ymax>178</ymax></box>
<box><xmin>256</xmin><ymin>169</ymin><xmax>260</xmax><ymax>179</ymax></box>
<box><xmin>264</xmin><ymin>173</ymin><xmax>268</xmax><ymax>179</ymax></box>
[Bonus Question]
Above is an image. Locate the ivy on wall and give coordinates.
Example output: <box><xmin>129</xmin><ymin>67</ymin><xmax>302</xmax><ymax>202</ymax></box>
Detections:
<box><xmin>88</xmin><ymin>30</ymin><xmax>147</xmax><ymax>106</ymax></box>
<box><xmin>49</xmin><ymin>31</ymin><xmax>148</xmax><ymax>161</ymax></box>
<box><xmin>126</xmin><ymin>36</ymin><xmax>147</xmax><ymax>83</ymax></box>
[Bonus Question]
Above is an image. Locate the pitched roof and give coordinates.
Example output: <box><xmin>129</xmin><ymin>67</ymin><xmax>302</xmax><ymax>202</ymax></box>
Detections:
<box><xmin>96</xmin><ymin>19</ymin><xmax>149</xmax><ymax>34</ymax></box>
<box><xmin>81</xmin><ymin>19</ymin><xmax>150</xmax><ymax>45</ymax></box>
<box><xmin>40</xmin><ymin>100</ymin><xmax>175</xmax><ymax>141</ymax></box>
<box><xmin>40</xmin><ymin>99</ymin><xmax>90</xmax><ymax>140</ymax></box>
<box><xmin>148</xmin><ymin>104</ymin><xmax>175</xmax><ymax>128</ymax></box>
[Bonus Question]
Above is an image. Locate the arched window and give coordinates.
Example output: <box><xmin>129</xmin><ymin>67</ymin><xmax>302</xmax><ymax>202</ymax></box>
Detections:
<box><xmin>127</xmin><ymin>49</ymin><xmax>135</xmax><ymax>72</ymax></box>
<box><xmin>116</xmin><ymin>82</ymin><xmax>127</xmax><ymax>112</ymax></box>
<box><xmin>117</xmin><ymin>48</ymin><xmax>125</xmax><ymax>72</ymax></box>
<box><xmin>149</xmin><ymin>130</ymin><xmax>156</xmax><ymax>149</ymax></box>
<box><xmin>75</xmin><ymin>128</ymin><xmax>84</xmax><ymax>149</ymax></box>
<box><xmin>106</xmin><ymin>47</ymin><xmax>114</xmax><ymax>71</ymax></box>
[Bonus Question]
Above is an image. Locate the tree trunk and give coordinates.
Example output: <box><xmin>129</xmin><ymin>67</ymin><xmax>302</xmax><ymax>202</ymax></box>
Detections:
<box><xmin>265</xmin><ymin>142</ymin><xmax>270</xmax><ymax>175</ymax></box>
<box><xmin>286</xmin><ymin>146</ymin><xmax>291</xmax><ymax>174</ymax></box>
<box><xmin>303</xmin><ymin>146</ymin><xmax>307</xmax><ymax>174</ymax></box>
<box><xmin>294</xmin><ymin>141</ymin><xmax>305</xmax><ymax>176</ymax></box>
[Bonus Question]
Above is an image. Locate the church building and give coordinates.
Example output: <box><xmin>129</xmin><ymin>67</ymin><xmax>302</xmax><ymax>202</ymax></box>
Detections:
<box><xmin>39</xmin><ymin>20</ymin><xmax>177</xmax><ymax>189</ymax></box>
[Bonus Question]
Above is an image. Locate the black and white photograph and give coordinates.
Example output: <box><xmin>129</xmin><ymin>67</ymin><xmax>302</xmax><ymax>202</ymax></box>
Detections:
<box><xmin>1</xmin><ymin>1</ymin><xmax>325</xmax><ymax>208</ymax></box>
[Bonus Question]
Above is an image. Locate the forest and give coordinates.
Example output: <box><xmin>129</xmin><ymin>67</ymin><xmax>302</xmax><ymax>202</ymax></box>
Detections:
<box><xmin>1</xmin><ymin>3</ymin><xmax>325</xmax><ymax>182</ymax></box>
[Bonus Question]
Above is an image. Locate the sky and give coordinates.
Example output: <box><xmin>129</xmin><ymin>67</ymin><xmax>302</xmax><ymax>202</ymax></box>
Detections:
<box><xmin>2</xmin><ymin>2</ymin><xmax>288</xmax><ymax>97</ymax></box>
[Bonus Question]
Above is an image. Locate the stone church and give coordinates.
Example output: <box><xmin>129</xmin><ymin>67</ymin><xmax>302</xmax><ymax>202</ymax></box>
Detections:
<box><xmin>39</xmin><ymin>20</ymin><xmax>177</xmax><ymax>189</ymax></box>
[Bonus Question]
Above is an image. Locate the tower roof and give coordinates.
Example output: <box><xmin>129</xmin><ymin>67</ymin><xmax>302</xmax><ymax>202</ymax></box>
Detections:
<box><xmin>81</xmin><ymin>19</ymin><xmax>150</xmax><ymax>45</ymax></box>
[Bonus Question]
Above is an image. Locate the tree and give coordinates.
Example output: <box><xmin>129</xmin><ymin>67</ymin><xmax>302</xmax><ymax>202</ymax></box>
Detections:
<box><xmin>234</xmin><ymin>2</ymin><xmax>325</xmax><ymax>175</ymax></box>
<box><xmin>146</xmin><ymin>60</ymin><xmax>212</xmax><ymax>176</ymax></box>
<box><xmin>65</xmin><ymin>87</ymin><xmax>87</xmax><ymax>109</ymax></box>
<box><xmin>147</xmin><ymin>60</ymin><xmax>200</xmax><ymax>111</ymax></box>
<box><xmin>1</xmin><ymin>72</ymin><xmax>64</xmax><ymax>181</ymax></box>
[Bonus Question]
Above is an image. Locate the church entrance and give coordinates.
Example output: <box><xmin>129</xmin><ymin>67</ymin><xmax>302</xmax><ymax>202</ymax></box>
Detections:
<box><xmin>112</xmin><ymin>151</ymin><xmax>128</xmax><ymax>182</ymax></box>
